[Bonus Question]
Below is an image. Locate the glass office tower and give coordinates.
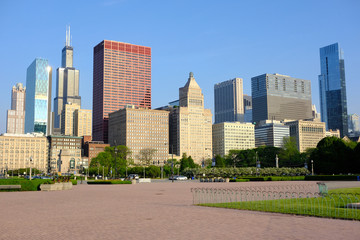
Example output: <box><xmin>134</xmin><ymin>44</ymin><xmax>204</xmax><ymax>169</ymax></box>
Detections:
<box><xmin>319</xmin><ymin>43</ymin><xmax>348</xmax><ymax>137</ymax></box>
<box><xmin>25</xmin><ymin>58</ymin><xmax>52</xmax><ymax>135</ymax></box>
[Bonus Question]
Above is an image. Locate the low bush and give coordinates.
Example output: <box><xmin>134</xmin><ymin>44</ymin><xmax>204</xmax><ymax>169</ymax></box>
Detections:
<box><xmin>87</xmin><ymin>180</ymin><xmax>132</xmax><ymax>184</ymax></box>
<box><xmin>305</xmin><ymin>175</ymin><xmax>360</xmax><ymax>181</ymax></box>
<box><xmin>70</xmin><ymin>179</ymin><xmax>77</xmax><ymax>185</ymax></box>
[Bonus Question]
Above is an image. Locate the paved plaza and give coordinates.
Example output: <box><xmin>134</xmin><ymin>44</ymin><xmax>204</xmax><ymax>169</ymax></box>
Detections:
<box><xmin>1</xmin><ymin>181</ymin><xmax>360</xmax><ymax>240</ymax></box>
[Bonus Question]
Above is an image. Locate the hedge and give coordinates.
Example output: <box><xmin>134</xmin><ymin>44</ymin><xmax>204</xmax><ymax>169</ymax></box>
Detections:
<box><xmin>0</xmin><ymin>179</ymin><xmax>52</xmax><ymax>191</ymax></box>
<box><xmin>87</xmin><ymin>180</ymin><xmax>132</xmax><ymax>184</ymax></box>
<box><xmin>70</xmin><ymin>179</ymin><xmax>77</xmax><ymax>185</ymax></box>
<box><xmin>229</xmin><ymin>179</ymin><xmax>250</xmax><ymax>182</ymax></box>
<box><xmin>183</xmin><ymin>167</ymin><xmax>310</xmax><ymax>178</ymax></box>
<box><xmin>304</xmin><ymin>175</ymin><xmax>360</xmax><ymax>181</ymax></box>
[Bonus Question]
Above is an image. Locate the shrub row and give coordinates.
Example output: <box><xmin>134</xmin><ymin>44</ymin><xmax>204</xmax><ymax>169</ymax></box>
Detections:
<box><xmin>87</xmin><ymin>180</ymin><xmax>132</xmax><ymax>184</ymax></box>
<box><xmin>229</xmin><ymin>179</ymin><xmax>250</xmax><ymax>182</ymax></box>
<box><xmin>304</xmin><ymin>175</ymin><xmax>360</xmax><ymax>181</ymax></box>
<box><xmin>184</xmin><ymin>167</ymin><xmax>310</xmax><ymax>178</ymax></box>
<box><xmin>0</xmin><ymin>179</ymin><xmax>52</xmax><ymax>191</ymax></box>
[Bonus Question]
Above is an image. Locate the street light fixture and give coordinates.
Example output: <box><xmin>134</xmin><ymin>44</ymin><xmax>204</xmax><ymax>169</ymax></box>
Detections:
<box><xmin>311</xmin><ymin>160</ymin><xmax>314</xmax><ymax>176</ymax></box>
<box><xmin>29</xmin><ymin>156</ymin><xmax>33</xmax><ymax>180</ymax></box>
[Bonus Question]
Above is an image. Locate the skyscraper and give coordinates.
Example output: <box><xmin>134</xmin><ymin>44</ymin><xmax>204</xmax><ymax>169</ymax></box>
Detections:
<box><xmin>251</xmin><ymin>73</ymin><xmax>312</xmax><ymax>124</ymax></box>
<box><xmin>214</xmin><ymin>78</ymin><xmax>244</xmax><ymax>123</ymax></box>
<box><xmin>6</xmin><ymin>83</ymin><xmax>26</xmax><ymax>134</ymax></box>
<box><xmin>93</xmin><ymin>40</ymin><xmax>151</xmax><ymax>143</ymax></box>
<box><xmin>319</xmin><ymin>43</ymin><xmax>348</xmax><ymax>137</ymax></box>
<box><xmin>169</xmin><ymin>72</ymin><xmax>212</xmax><ymax>164</ymax></box>
<box><xmin>25</xmin><ymin>58</ymin><xmax>52</xmax><ymax>135</ymax></box>
<box><xmin>54</xmin><ymin>27</ymin><xmax>81</xmax><ymax>129</ymax></box>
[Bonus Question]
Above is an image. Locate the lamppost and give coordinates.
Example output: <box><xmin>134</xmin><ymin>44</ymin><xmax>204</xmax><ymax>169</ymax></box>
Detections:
<box><xmin>80</xmin><ymin>163</ymin><xmax>83</xmax><ymax>184</ymax></box>
<box><xmin>29</xmin><ymin>156</ymin><xmax>33</xmax><ymax>180</ymax></box>
<box><xmin>255</xmin><ymin>152</ymin><xmax>260</xmax><ymax>176</ymax></box>
<box><xmin>311</xmin><ymin>160</ymin><xmax>314</xmax><ymax>176</ymax></box>
<box><xmin>275</xmin><ymin>154</ymin><xmax>279</xmax><ymax>168</ymax></box>
<box><xmin>114</xmin><ymin>140</ymin><xmax>118</xmax><ymax>179</ymax></box>
<box><xmin>171</xmin><ymin>145</ymin><xmax>174</xmax><ymax>183</ymax></box>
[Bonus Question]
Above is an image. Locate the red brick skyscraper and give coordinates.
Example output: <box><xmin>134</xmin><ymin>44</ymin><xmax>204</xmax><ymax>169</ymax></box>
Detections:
<box><xmin>93</xmin><ymin>40</ymin><xmax>151</xmax><ymax>143</ymax></box>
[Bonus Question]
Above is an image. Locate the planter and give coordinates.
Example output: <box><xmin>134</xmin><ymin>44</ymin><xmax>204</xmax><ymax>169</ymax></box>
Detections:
<box><xmin>40</xmin><ymin>182</ymin><xmax>73</xmax><ymax>191</ymax></box>
<box><xmin>131</xmin><ymin>179</ymin><xmax>137</xmax><ymax>184</ymax></box>
<box><xmin>225</xmin><ymin>178</ymin><xmax>230</xmax><ymax>183</ymax></box>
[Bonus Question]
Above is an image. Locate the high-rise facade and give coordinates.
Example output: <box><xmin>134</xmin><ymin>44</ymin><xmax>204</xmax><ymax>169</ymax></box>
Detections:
<box><xmin>319</xmin><ymin>43</ymin><xmax>348</xmax><ymax>137</ymax></box>
<box><xmin>60</xmin><ymin>103</ymin><xmax>92</xmax><ymax>137</ymax></box>
<box><xmin>6</xmin><ymin>83</ymin><xmax>26</xmax><ymax>134</ymax></box>
<box><xmin>213</xmin><ymin>122</ymin><xmax>255</xmax><ymax>157</ymax></box>
<box><xmin>93</xmin><ymin>40</ymin><xmax>151</xmax><ymax>143</ymax></box>
<box><xmin>251</xmin><ymin>73</ymin><xmax>312</xmax><ymax>124</ymax></box>
<box><xmin>348</xmin><ymin>114</ymin><xmax>359</xmax><ymax>134</ymax></box>
<box><xmin>244</xmin><ymin>94</ymin><xmax>252</xmax><ymax>123</ymax></box>
<box><xmin>108</xmin><ymin>106</ymin><xmax>169</xmax><ymax>163</ymax></box>
<box><xmin>25</xmin><ymin>58</ymin><xmax>52</xmax><ymax>135</ymax></box>
<box><xmin>214</xmin><ymin>78</ymin><xmax>244</xmax><ymax>123</ymax></box>
<box><xmin>0</xmin><ymin>133</ymin><xmax>48</xmax><ymax>172</ymax></box>
<box><xmin>169</xmin><ymin>73</ymin><xmax>212</xmax><ymax>164</ymax></box>
<box><xmin>286</xmin><ymin>120</ymin><xmax>326</xmax><ymax>152</ymax></box>
<box><xmin>54</xmin><ymin>27</ymin><xmax>81</xmax><ymax>129</ymax></box>
<box><xmin>255</xmin><ymin>120</ymin><xmax>289</xmax><ymax>148</ymax></box>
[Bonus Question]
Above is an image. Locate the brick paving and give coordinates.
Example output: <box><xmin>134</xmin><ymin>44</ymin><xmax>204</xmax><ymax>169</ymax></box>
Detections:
<box><xmin>0</xmin><ymin>181</ymin><xmax>359</xmax><ymax>240</ymax></box>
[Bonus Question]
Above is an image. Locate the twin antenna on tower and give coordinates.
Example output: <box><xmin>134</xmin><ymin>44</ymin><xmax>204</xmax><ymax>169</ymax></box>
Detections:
<box><xmin>65</xmin><ymin>25</ymin><xmax>72</xmax><ymax>47</ymax></box>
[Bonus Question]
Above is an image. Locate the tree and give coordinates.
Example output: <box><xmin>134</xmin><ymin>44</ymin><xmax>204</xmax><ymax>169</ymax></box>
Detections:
<box><xmin>279</xmin><ymin>137</ymin><xmax>303</xmax><ymax>167</ymax></box>
<box><xmin>138</xmin><ymin>148</ymin><xmax>157</xmax><ymax>167</ymax></box>
<box><xmin>214</xmin><ymin>155</ymin><xmax>225</xmax><ymax>168</ymax></box>
<box><xmin>180</xmin><ymin>153</ymin><xmax>197</xmax><ymax>172</ymax></box>
<box><xmin>311</xmin><ymin>137</ymin><xmax>353</xmax><ymax>174</ymax></box>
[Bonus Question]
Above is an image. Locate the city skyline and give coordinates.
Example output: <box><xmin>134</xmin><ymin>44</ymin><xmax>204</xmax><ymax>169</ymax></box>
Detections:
<box><xmin>1</xmin><ymin>1</ymin><xmax>359</xmax><ymax>133</ymax></box>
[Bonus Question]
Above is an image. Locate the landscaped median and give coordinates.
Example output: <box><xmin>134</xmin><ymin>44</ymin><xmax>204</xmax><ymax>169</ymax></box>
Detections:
<box><xmin>87</xmin><ymin>180</ymin><xmax>132</xmax><ymax>185</ymax></box>
<box><xmin>0</xmin><ymin>178</ymin><xmax>78</xmax><ymax>191</ymax></box>
<box><xmin>0</xmin><ymin>179</ymin><xmax>52</xmax><ymax>191</ymax></box>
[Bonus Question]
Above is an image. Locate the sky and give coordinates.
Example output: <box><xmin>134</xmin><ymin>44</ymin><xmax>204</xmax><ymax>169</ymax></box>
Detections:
<box><xmin>0</xmin><ymin>0</ymin><xmax>359</xmax><ymax>133</ymax></box>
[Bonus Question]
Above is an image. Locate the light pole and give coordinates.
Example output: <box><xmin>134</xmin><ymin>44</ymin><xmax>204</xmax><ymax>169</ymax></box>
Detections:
<box><xmin>171</xmin><ymin>145</ymin><xmax>174</xmax><ymax>183</ymax></box>
<box><xmin>275</xmin><ymin>154</ymin><xmax>279</xmax><ymax>168</ymax></box>
<box><xmin>29</xmin><ymin>156</ymin><xmax>33</xmax><ymax>180</ymax></box>
<box><xmin>114</xmin><ymin>140</ymin><xmax>118</xmax><ymax>179</ymax></box>
<box><xmin>311</xmin><ymin>160</ymin><xmax>314</xmax><ymax>176</ymax></box>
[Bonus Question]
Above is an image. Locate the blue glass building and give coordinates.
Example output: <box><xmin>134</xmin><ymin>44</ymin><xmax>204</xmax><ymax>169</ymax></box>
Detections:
<box><xmin>25</xmin><ymin>58</ymin><xmax>52</xmax><ymax>135</ymax></box>
<box><xmin>319</xmin><ymin>43</ymin><xmax>348</xmax><ymax>137</ymax></box>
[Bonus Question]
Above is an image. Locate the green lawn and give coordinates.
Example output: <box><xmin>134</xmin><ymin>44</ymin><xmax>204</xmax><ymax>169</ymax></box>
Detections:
<box><xmin>199</xmin><ymin>188</ymin><xmax>360</xmax><ymax>220</ymax></box>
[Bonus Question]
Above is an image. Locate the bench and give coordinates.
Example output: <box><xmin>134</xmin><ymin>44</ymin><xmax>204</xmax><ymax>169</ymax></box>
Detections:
<box><xmin>138</xmin><ymin>178</ymin><xmax>151</xmax><ymax>183</ymax></box>
<box><xmin>0</xmin><ymin>185</ymin><xmax>21</xmax><ymax>190</ymax></box>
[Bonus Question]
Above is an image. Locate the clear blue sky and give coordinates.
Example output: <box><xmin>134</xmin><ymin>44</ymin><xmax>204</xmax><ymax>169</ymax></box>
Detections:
<box><xmin>1</xmin><ymin>0</ymin><xmax>359</xmax><ymax>133</ymax></box>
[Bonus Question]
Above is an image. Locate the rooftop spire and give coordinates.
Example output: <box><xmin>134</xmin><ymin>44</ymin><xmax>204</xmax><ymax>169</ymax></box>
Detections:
<box><xmin>65</xmin><ymin>25</ymin><xmax>71</xmax><ymax>47</ymax></box>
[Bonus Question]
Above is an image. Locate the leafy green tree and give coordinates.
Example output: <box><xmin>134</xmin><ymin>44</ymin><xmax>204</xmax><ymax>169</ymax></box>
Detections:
<box><xmin>279</xmin><ymin>137</ymin><xmax>303</xmax><ymax>167</ymax></box>
<box><xmin>214</xmin><ymin>155</ymin><xmax>225</xmax><ymax>168</ymax></box>
<box><xmin>256</xmin><ymin>146</ymin><xmax>281</xmax><ymax>167</ymax></box>
<box><xmin>311</xmin><ymin>137</ymin><xmax>353</xmax><ymax>174</ymax></box>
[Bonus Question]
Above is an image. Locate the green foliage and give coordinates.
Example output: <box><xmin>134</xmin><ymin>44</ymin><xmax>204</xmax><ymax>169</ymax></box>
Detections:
<box><xmin>304</xmin><ymin>175</ymin><xmax>360</xmax><ymax>181</ymax></box>
<box><xmin>0</xmin><ymin>179</ymin><xmax>52</xmax><ymax>191</ymax></box>
<box><xmin>310</xmin><ymin>137</ymin><xmax>355</xmax><ymax>174</ymax></box>
<box><xmin>214</xmin><ymin>155</ymin><xmax>225</xmax><ymax>168</ymax></box>
<box><xmin>183</xmin><ymin>167</ymin><xmax>310</xmax><ymax>178</ymax></box>
<box><xmin>90</xmin><ymin>145</ymin><xmax>132</xmax><ymax>177</ymax></box>
<box><xmin>87</xmin><ymin>180</ymin><xmax>132</xmax><ymax>184</ymax></box>
<box><xmin>229</xmin><ymin>179</ymin><xmax>250</xmax><ymax>182</ymax></box>
<box><xmin>146</xmin><ymin>165</ymin><xmax>161</xmax><ymax>178</ymax></box>
<box><xmin>180</xmin><ymin>153</ymin><xmax>198</xmax><ymax>172</ymax></box>
<box><xmin>70</xmin><ymin>179</ymin><xmax>77</xmax><ymax>185</ymax></box>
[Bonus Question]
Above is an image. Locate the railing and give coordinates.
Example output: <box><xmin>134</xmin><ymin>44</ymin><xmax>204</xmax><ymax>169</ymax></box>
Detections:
<box><xmin>191</xmin><ymin>184</ymin><xmax>360</xmax><ymax>220</ymax></box>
